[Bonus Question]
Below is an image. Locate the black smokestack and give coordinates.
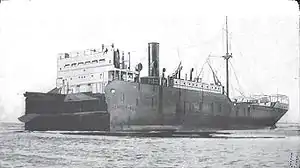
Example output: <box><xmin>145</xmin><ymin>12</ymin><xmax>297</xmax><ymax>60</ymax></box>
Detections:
<box><xmin>148</xmin><ymin>42</ymin><xmax>159</xmax><ymax>77</ymax></box>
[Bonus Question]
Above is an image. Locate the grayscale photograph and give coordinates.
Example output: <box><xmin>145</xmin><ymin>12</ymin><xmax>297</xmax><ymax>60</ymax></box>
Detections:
<box><xmin>0</xmin><ymin>0</ymin><xmax>299</xmax><ymax>167</ymax></box>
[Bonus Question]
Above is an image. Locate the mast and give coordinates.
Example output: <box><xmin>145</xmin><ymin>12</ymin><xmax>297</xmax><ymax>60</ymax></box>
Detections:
<box><xmin>223</xmin><ymin>16</ymin><xmax>232</xmax><ymax>98</ymax></box>
<box><xmin>296</xmin><ymin>0</ymin><xmax>300</xmax><ymax>124</ymax></box>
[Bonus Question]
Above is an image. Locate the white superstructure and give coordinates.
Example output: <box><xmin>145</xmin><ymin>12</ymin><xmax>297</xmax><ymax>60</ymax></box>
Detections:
<box><xmin>56</xmin><ymin>44</ymin><xmax>138</xmax><ymax>94</ymax></box>
<box><xmin>172</xmin><ymin>78</ymin><xmax>223</xmax><ymax>94</ymax></box>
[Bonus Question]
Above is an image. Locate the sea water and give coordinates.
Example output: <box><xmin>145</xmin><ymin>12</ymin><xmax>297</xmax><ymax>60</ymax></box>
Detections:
<box><xmin>0</xmin><ymin>122</ymin><xmax>299</xmax><ymax>168</ymax></box>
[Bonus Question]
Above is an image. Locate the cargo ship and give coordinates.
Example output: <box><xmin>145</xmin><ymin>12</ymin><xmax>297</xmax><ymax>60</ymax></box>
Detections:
<box><xmin>105</xmin><ymin>42</ymin><xmax>289</xmax><ymax>131</ymax></box>
<box><xmin>104</xmin><ymin>18</ymin><xmax>289</xmax><ymax>131</ymax></box>
<box><xmin>19</xmin><ymin>18</ymin><xmax>289</xmax><ymax>131</ymax></box>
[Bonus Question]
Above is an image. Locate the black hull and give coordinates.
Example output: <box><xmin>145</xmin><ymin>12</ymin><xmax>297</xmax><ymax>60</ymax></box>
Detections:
<box><xmin>19</xmin><ymin>82</ymin><xmax>288</xmax><ymax>132</ymax></box>
<box><xmin>109</xmin><ymin>112</ymin><xmax>286</xmax><ymax>130</ymax></box>
<box><xmin>105</xmin><ymin>81</ymin><xmax>288</xmax><ymax>131</ymax></box>
<box><xmin>24</xmin><ymin>112</ymin><xmax>110</xmax><ymax>131</ymax></box>
<box><xmin>19</xmin><ymin>91</ymin><xmax>110</xmax><ymax>131</ymax></box>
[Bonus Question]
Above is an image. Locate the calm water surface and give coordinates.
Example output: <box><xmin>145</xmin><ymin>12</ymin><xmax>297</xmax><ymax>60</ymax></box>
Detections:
<box><xmin>0</xmin><ymin>122</ymin><xmax>299</xmax><ymax>168</ymax></box>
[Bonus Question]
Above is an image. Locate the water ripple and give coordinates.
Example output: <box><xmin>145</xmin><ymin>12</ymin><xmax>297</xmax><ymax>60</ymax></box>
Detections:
<box><xmin>0</xmin><ymin>123</ymin><xmax>299</xmax><ymax>167</ymax></box>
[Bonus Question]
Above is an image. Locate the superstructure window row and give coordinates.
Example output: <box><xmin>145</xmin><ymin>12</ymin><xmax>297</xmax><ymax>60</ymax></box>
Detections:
<box><xmin>174</xmin><ymin>80</ymin><xmax>220</xmax><ymax>90</ymax></box>
<box><xmin>62</xmin><ymin>59</ymin><xmax>106</xmax><ymax>68</ymax></box>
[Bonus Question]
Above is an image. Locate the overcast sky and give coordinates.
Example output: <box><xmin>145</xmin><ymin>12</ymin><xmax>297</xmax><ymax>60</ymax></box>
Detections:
<box><xmin>0</xmin><ymin>0</ymin><xmax>299</xmax><ymax>123</ymax></box>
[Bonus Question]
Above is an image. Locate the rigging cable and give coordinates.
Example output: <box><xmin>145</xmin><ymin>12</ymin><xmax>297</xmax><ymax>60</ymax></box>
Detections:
<box><xmin>229</xmin><ymin>60</ymin><xmax>246</xmax><ymax>98</ymax></box>
<box><xmin>197</xmin><ymin>55</ymin><xmax>209</xmax><ymax>78</ymax></box>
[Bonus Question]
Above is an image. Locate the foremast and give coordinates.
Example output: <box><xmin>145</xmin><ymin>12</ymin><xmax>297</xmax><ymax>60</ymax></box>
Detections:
<box><xmin>222</xmin><ymin>16</ymin><xmax>232</xmax><ymax>99</ymax></box>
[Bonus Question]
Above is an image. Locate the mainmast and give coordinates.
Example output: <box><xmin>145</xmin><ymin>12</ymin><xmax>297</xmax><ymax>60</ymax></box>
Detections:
<box><xmin>223</xmin><ymin>16</ymin><xmax>232</xmax><ymax>98</ymax></box>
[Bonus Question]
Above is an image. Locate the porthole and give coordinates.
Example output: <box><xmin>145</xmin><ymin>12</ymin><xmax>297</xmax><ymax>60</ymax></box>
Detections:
<box><xmin>110</xmin><ymin>89</ymin><xmax>116</xmax><ymax>94</ymax></box>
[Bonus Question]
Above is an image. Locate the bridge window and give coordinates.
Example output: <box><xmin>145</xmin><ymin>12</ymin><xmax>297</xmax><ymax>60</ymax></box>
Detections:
<box><xmin>85</xmin><ymin>61</ymin><xmax>91</xmax><ymax>64</ymax></box>
<box><xmin>115</xmin><ymin>71</ymin><xmax>120</xmax><ymax>80</ymax></box>
<box><xmin>128</xmin><ymin>73</ymin><xmax>133</xmax><ymax>79</ymax></box>
<box><xmin>71</xmin><ymin>63</ymin><xmax>77</xmax><ymax>66</ymax></box>
<box><xmin>108</xmin><ymin>71</ymin><xmax>115</xmax><ymax>81</ymax></box>
<box><xmin>64</xmin><ymin>64</ymin><xmax>70</xmax><ymax>67</ymax></box>
<box><xmin>99</xmin><ymin>58</ymin><xmax>105</xmax><ymax>62</ymax></box>
<box><xmin>121</xmin><ymin>71</ymin><xmax>127</xmax><ymax>81</ymax></box>
<box><xmin>92</xmin><ymin>60</ymin><xmax>98</xmax><ymax>63</ymax></box>
<box><xmin>78</xmin><ymin>62</ymin><xmax>84</xmax><ymax>65</ymax></box>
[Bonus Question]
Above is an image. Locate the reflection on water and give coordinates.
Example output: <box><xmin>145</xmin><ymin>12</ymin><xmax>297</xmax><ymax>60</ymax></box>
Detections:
<box><xmin>0</xmin><ymin>122</ymin><xmax>299</xmax><ymax>168</ymax></box>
